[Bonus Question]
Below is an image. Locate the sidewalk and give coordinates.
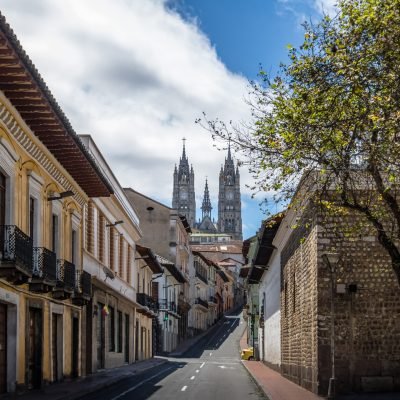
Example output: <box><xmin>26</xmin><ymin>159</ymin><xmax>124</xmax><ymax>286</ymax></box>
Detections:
<box><xmin>240</xmin><ymin>329</ymin><xmax>322</xmax><ymax>400</ymax></box>
<box><xmin>1</xmin><ymin>358</ymin><xmax>167</xmax><ymax>400</ymax></box>
<box><xmin>239</xmin><ymin>329</ymin><xmax>400</xmax><ymax>400</ymax></box>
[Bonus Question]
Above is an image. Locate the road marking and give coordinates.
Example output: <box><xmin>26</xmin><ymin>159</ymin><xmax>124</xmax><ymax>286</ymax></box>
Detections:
<box><xmin>110</xmin><ymin>367</ymin><xmax>173</xmax><ymax>400</ymax></box>
<box><xmin>196</xmin><ymin>369</ymin><xmax>200</xmax><ymax>373</ymax></box>
<box><xmin>181</xmin><ymin>386</ymin><xmax>187</xmax><ymax>391</ymax></box>
<box><xmin>200</xmin><ymin>362</ymin><xmax>205</xmax><ymax>368</ymax></box>
<box><xmin>209</xmin><ymin>352</ymin><xmax>212</xmax><ymax>356</ymax></box>
<box><xmin>190</xmin><ymin>376</ymin><xmax>195</xmax><ymax>380</ymax></box>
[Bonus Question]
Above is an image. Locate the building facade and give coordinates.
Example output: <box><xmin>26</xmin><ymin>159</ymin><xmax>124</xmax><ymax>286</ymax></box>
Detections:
<box><xmin>0</xmin><ymin>17</ymin><xmax>112</xmax><ymax>394</ymax></box>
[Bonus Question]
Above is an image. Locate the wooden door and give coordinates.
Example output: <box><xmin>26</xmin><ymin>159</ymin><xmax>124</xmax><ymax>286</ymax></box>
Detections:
<box><xmin>51</xmin><ymin>315</ymin><xmax>58</xmax><ymax>381</ymax></box>
<box><xmin>0</xmin><ymin>172</ymin><xmax>6</xmax><ymax>252</ymax></box>
<box><xmin>96</xmin><ymin>304</ymin><xmax>105</xmax><ymax>370</ymax></box>
<box><xmin>28</xmin><ymin>308</ymin><xmax>42</xmax><ymax>389</ymax></box>
<box><xmin>71</xmin><ymin>317</ymin><xmax>79</xmax><ymax>378</ymax></box>
<box><xmin>0</xmin><ymin>303</ymin><xmax>6</xmax><ymax>394</ymax></box>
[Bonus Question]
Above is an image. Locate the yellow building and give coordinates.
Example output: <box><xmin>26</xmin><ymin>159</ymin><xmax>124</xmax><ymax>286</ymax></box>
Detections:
<box><xmin>0</xmin><ymin>16</ymin><xmax>112</xmax><ymax>394</ymax></box>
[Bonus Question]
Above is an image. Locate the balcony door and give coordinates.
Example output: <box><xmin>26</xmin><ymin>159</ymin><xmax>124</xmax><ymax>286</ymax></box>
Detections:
<box><xmin>0</xmin><ymin>172</ymin><xmax>6</xmax><ymax>253</ymax></box>
<box><xmin>27</xmin><ymin>307</ymin><xmax>42</xmax><ymax>389</ymax></box>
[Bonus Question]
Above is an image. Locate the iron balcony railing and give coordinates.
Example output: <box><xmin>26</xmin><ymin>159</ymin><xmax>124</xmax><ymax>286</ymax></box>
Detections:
<box><xmin>56</xmin><ymin>259</ymin><xmax>76</xmax><ymax>292</ymax></box>
<box><xmin>158</xmin><ymin>299</ymin><xmax>177</xmax><ymax>313</ymax></box>
<box><xmin>75</xmin><ymin>270</ymin><xmax>92</xmax><ymax>298</ymax></box>
<box><xmin>0</xmin><ymin>225</ymin><xmax>33</xmax><ymax>275</ymax></box>
<box><xmin>169</xmin><ymin>301</ymin><xmax>177</xmax><ymax>313</ymax></box>
<box><xmin>158</xmin><ymin>299</ymin><xmax>168</xmax><ymax>310</ymax></box>
<box><xmin>195</xmin><ymin>297</ymin><xmax>209</xmax><ymax>309</ymax></box>
<box><xmin>209</xmin><ymin>296</ymin><xmax>217</xmax><ymax>304</ymax></box>
<box><xmin>137</xmin><ymin>293</ymin><xmax>158</xmax><ymax>312</ymax></box>
<box><xmin>195</xmin><ymin>269</ymin><xmax>208</xmax><ymax>284</ymax></box>
<box><xmin>32</xmin><ymin>247</ymin><xmax>57</xmax><ymax>283</ymax></box>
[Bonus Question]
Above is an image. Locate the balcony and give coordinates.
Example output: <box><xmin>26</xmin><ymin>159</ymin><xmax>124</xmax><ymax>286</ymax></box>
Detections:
<box><xmin>195</xmin><ymin>297</ymin><xmax>209</xmax><ymax>309</ymax></box>
<box><xmin>72</xmin><ymin>270</ymin><xmax>92</xmax><ymax>306</ymax></box>
<box><xmin>158</xmin><ymin>299</ymin><xmax>178</xmax><ymax>314</ymax></box>
<box><xmin>195</xmin><ymin>269</ymin><xmax>208</xmax><ymax>284</ymax></box>
<box><xmin>0</xmin><ymin>225</ymin><xmax>33</xmax><ymax>284</ymax></box>
<box><xmin>53</xmin><ymin>259</ymin><xmax>76</xmax><ymax>299</ymax></box>
<box><xmin>29</xmin><ymin>247</ymin><xmax>57</xmax><ymax>293</ymax></box>
<box><xmin>137</xmin><ymin>293</ymin><xmax>158</xmax><ymax>312</ymax></box>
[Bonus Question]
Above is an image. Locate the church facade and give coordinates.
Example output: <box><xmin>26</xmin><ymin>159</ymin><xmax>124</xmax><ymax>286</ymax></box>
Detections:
<box><xmin>172</xmin><ymin>141</ymin><xmax>242</xmax><ymax>240</ymax></box>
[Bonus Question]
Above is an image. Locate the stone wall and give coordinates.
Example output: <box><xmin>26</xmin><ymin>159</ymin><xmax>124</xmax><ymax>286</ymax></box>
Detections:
<box><xmin>281</xmin><ymin>208</ymin><xmax>400</xmax><ymax>395</ymax></box>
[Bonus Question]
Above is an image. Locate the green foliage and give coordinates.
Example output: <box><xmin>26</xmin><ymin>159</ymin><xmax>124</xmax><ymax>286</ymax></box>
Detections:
<box><xmin>200</xmin><ymin>0</ymin><xmax>400</xmax><ymax>285</ymax></box>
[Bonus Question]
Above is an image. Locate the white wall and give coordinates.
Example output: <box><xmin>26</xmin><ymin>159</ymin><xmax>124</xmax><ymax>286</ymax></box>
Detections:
<box><xmin>258</xmin><ymin>250</ymin><xmax>281</xmax><ymax>367</ymax></box>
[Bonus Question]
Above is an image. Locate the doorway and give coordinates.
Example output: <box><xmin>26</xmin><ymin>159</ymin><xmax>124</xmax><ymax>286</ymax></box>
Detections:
<box><xmin>0</xmin><ymin>303</ymin><xmax>6</xmax><ymax>394</ymax></box>
<box><xmin>51</xmin><ymin>314</ymin><xmax>63</xmax><ymax>382</ymax></box>
<box><xmin>27</xmin><ymin>307</ymin><xmax>42</xmax><ymax>389</ymax></box>
<box><xmin>124</xmin><ymin>314</ymin><xmax>129</xmax><ymax>363</ymax></box>
<box><xmin>135</xmin><ymin>320</ymin><xmax>139</xmax><ymax>361</ymax></box>
<box><xmin>71</xmin><ymin>317</ymin><xmax>79</xmax><ymax>378</ymax></box>
<box><xmin>96</xmin><ymin>303</ymin><xmax>105</xmax><ymax>370</ymax></box>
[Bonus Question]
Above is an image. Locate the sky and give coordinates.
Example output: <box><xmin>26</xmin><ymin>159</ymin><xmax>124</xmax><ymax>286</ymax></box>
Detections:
<box><xmin>1</xmin><ymin>0</ymin><xmax>337</xmax><ymax>239</ymax></box>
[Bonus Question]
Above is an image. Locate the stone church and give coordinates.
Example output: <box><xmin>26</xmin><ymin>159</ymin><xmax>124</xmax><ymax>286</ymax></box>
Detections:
<box><xmin>172</xmin><ymin>141</ymin><xmax>242</xmax><ymax>240</ymax></box>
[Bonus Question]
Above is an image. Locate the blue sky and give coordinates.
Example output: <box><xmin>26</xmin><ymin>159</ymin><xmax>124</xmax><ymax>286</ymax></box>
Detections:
<box><xmin>1</xmin><ymin>0</ymin><xmax>336</xmax><ymax>239</ymax></box>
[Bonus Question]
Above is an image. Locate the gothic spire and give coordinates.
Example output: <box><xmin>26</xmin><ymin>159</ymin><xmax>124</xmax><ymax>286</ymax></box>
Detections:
<box><xmin>201</xmin><ymin>178</ymin><xmax>212</xmax><ymax>218</ymax></box>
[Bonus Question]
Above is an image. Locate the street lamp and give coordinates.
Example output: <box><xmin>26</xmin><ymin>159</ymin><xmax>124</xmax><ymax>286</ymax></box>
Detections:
<box><xmin>322</xmin><ymin>252</ymin><xmax>340</xmax><ymax>400</ymax></box>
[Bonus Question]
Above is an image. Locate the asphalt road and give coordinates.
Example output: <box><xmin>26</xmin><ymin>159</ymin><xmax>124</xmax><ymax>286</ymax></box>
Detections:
<box><xmin>83</xmin><ymin>312</ymin><xmax>265</xmax><ymax>400</ymax></box>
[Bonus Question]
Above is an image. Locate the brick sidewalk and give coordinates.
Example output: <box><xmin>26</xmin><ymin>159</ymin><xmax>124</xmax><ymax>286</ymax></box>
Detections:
<box><xmin>240</xmin><ymin>329</ymin><xmax>323</xmax><ymax>400</ymax></box>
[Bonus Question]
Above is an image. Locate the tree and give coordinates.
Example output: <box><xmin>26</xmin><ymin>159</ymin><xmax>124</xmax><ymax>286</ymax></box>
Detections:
<box><xmin>200</xmin><ymin>0</ymin><xmax>400</xmax><ymax>286</ymax></box>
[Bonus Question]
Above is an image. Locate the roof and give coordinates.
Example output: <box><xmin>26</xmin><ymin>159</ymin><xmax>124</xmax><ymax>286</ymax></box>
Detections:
<box><xmin>191</xmin><ymin>242</ymin><xmax>243</xmax><ymax>254</ymax></box>
<box><xmin>0</xmin><ymin>13</ymin><xmax>113</xmax><ymax>197</ymax></box>
<box><xmin>179</xmin><ymin>215</ymin><xmax>192</xmax><ymax>233</ymax></box>
<box><xmin>136</xmin><ymin>245</ymin><xmax>163</xmax><ymax>274</ymax></box>
<box><xmin>192</xmin><ymin>251</ymin><xmax>218</xmax><ymax>268</ymax></box>
<box><xmin>217</xmin><ymin>269</ymin><xmax>229</xmax><ymax>283</ymax></box>
<box><xmin>248</xmin><ymin>213</ymin><xmax>284</xmax><ymax>284</ymax></box>
<box><xmin>156</xmin><ymin>255</ymin><xmax>187</xmax><ymax>284</ymax></box>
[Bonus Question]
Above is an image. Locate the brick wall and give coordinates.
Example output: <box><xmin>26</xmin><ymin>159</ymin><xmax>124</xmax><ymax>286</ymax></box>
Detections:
<box><xmin>281</xmin><ymin>208</ymin><xmax>400</xmax><ymax>395</ymax></box>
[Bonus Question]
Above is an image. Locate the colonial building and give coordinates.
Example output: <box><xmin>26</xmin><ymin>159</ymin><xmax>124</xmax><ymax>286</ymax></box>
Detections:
<box><xmin>172</xmin><ymin>141</ymin><xmax>243</xmax><ymax>241</ymax></box>
<box><xmin>0</xmin><ymin>16</ymin><xmax>112</xmax><ymax>394</ymax></box>
<box><xmin>124</xmin><ymin>188</ymin><xmax>192</xmax><ymax>352</ymax></box>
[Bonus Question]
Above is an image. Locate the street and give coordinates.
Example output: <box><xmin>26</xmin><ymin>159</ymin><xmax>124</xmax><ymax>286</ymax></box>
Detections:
<box><xmin>83</xmin><ymin>312</ymin><xmax>265</xmax><ymax>400</ymax></box>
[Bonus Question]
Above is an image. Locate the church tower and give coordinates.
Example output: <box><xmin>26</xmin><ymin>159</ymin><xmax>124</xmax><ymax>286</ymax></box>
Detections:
<box><xmin>197</xmin><ymin>178</ymin><xmax>217</xmax><ymax>233</ymax></box>
<box><xmin>218</xmin><ymin>145</ymin><xmax>242</xmax><ymax>240</ymax></box>
<box><xmin>172</xmin><ymin>139</ymin><xmax>196</xmax><ymax>227</ymax></box>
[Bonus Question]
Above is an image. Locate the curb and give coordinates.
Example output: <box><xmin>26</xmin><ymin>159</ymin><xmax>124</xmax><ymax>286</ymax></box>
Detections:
<box><xmin>241</xmin><ymin>360</ymin><xmax>272</xmax><ymax>400</ymax></box>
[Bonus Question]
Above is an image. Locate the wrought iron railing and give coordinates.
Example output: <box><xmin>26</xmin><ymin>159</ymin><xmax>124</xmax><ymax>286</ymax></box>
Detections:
<box><xmin>33</xmin><ymin>247</ymin><xmax>57</xmax><ymax>283</ymax></box>
<box><xmin>195</xmin><ymin>268</ymin><xmax>208</xmax><ymax>284</ymax></box>
<box><xmin>158</xmin><ymin>299</ymin><xmax>168</xmax><ymax>310</ymax></box>
<box><xmin>169</xmin><ymin>301</ymin><xmax>177</xmax><ymax>313</ymax></box>
<box><xmin>195</xmin><ymin>297</ymin><xmax>209</xmax><ymax>309</ymax></box>
<box><xmin>56</xmin><ymin>259</ymin><xmax>76</xmax><ymax>292</ymax></box>
<box><xmin>209</xmin><ymin>296</ymin><xmax>217</xmax><ymax>304</ymax></box>
<box><xmin>0</xmin><ymin>225</ymin><xmax>33</xmax><ymax>274</ymax></box>
<box><xmin>75</xmin><ymin>270</ymin><xmax>92</xmax><ymax>297</ymax></box>
<box><xmin>137</xmin><ymin>293</ymin><xmax>158</xmax><ymax>312</ymax></box>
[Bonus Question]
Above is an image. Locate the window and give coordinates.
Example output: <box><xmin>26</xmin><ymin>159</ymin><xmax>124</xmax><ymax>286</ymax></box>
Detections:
<box><xmin>71</xmin><ymin>229</ymin><xmax>77</xmax><ymax>265</ymax></box>
<box><xmin>109</xmin><ymin>306</ymin><xmax>115</xmax><ymax>351</ymax></box>
<box><xmin>0</xmin><ymin>172</ymin><xmax>5</xmax><ymax>227</ymax></box>
<box><xmin>52</xmin><ymin>214</ymin><xmax>59</xmax><ymax>257</ymax></box>
<box><xmin>86</xmin><ymin>202</ymin><xmax>94</xmax><ymax>253</ymax></box>
<box><xmin>109</xmin><ymin>227</ymin><xmax>115</xmax><ymax>271</ymax></box>
<box><xmin>284</xmin><ymin>282</ymin><xmax>288</xmax><ymax>317</ymax></box>
<box><xmin>126</xmin><ymin>246</ymin><xmax>132</xmax><ymax>285</ymax></box>
<box><xmin>98</xmin><ymin>214</ymin><xmax>105</xmax><ymax>262</ymax></box>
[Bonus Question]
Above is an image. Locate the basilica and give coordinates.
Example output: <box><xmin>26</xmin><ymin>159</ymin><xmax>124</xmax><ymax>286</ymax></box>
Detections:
<box><xmin>172</xmin><ymin>141</ymin><xmax>243</xmax><ymax>240</ymax></box>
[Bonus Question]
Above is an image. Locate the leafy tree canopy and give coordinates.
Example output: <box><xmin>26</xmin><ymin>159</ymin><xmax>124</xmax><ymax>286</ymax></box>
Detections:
<box><xmin>200</xmin><ymin>0</ymin><xmax>400</xmax><ymax>285</ymax></box>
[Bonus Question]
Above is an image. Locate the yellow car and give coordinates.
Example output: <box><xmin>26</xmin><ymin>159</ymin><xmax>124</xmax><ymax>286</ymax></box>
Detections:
<box><xmin>241</xmin><ymin>347</ymin><xmax>254</xmax><ymax>360</ymax></box>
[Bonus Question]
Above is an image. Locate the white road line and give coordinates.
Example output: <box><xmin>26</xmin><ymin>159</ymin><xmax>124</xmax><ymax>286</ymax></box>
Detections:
<box><xmin>209</xmin><ymin>352</ymin><xmax>212</xmax><ymax>356</ymax></box>
<box><xmin>181</xmin><ymin>386</ymin><xmax>188</xmax><ymax>391</ymax></box>
<box><xmin>200</xmin><ymin>362</ymin><xmax>205</xmax><ymax>368</ymax></box>
<box><xmin>196</xmin><ymin>369</ymin><xmax>200</xmax><ymax>373</ymax></box>
<box><xmin>110</xmin><ymin>367</ymin><xmax>173</xmax><ymax>400</ymax></box>
<box><xmin>190</xmin><ymin>376</ymin><xmax>195</xmax><ymax>380</ymax></box>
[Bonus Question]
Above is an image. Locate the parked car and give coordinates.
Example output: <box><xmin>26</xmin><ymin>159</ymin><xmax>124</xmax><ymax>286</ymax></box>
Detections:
<box><xmin>241</xmin><ymin>347</ymin><xmax>254</xmax><ymax>360</ymax></box>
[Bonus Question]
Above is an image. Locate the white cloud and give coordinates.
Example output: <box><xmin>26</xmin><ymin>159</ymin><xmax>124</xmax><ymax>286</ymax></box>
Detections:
<box><xmin>0</xmin><ymin>0</ymin><xmax>251</xmax><ymax>212</ymax></box>
<box><xmin>313</xmin><ymin>0</ymin><xmax>338</xmax><ymax>15</ymax></box>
